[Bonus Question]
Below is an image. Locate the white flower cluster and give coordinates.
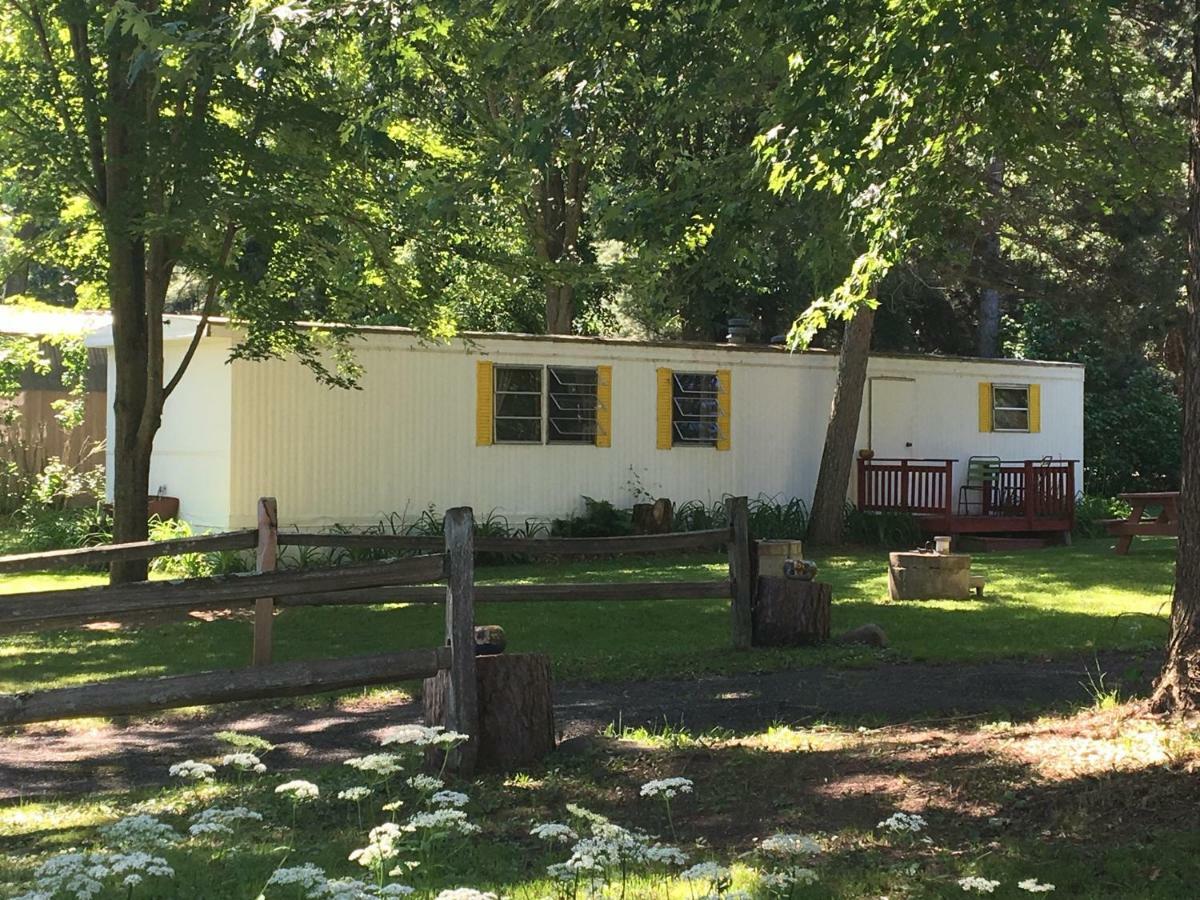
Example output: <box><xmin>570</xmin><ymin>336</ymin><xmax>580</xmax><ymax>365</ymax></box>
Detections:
<box><xmin>188</xmin><ymin>805</ymin><xmax>263</xmax><ymax>837</ymax></box>
<box><xmin>265</xmin><ymin>863</ymin><xmax>413</xmax><ymax>898</ymax></box>
<box><xmin>350</xmin><ymin>822</ymin><xmax>404</xmax><ymax>870</ymax></box>
<box><xmin>168</xmin><ymin>759</ymin><xmax>215</xmax><ymax>780</ymax></box>
<box><xmin>530</xmin><ymin>822</ymin><xmax>578</xmax><ymax>844</ymax></box>
<box><xmin>959</xmin><ymin>876</ymin><xmax>1002</xmax><ymax>893</ymax></box>
<box><xmin>339</xmin><ymin>786</ymin><xmax>374</xmax><ymax>802</ymax></box>
<box><xmin>434</xmin><ymin>890</ymin><xmax>497</xmax><ymax>900</ymax></box>
<box><xmin>14</xmin><ymin>850</ymin><xmax>174</xmax><ymax>900</ymax></box>
<box><xmin>545</xmin><ymin>812</ymin><xmax>686</xmax><ymax>882</ymax></box>
<box><xmin>380</xmin><ymin>725</ymin><xmax>470</xmax><ymax>748</ymax></box>
<box><xmin>276</xmin><ymin>779</ymin><xmax>321</xmax><ymax>801</ymax></box>
<box><xmin>878</xmin><ymin>811</ymin><xmax>927</xmax><ymax>833</ymax></box>
<box><xmin>759</xmin><ymin>832</ymin><xmax>821</xmax><ymax>857</ymax></box>
<box><xmin>760</xmin><ymin>866</ymin><xmax>819</xmax><ymax>890</ymax></box>
<box><xmin>1018</xmin><ymin>879</ymin><xmax>1057</xmax><ymax>893</ymax></box>
<box><xmin>430</xmin><ymin>790</ymin><xmax>469</xmax><ymax>808</ymax></box>
<box><xmin>220</xmin><ymin>751</ymin><xmax>267</xmax><ymax>773</ymax></box>
<box><xmin>345</xmin><ymin>753</ymin><xmax>405</xmax><ymax>779</ymax></box>
<box><xmin>639</xmin><ymin>777</ymin><xmax>694</xmax><ymax>799</ymax></box>
<box><xmin>681</xmin><ymin>861</ymin><xmax>731</xmax><ymax>883</ymax></box>
<box><xmin>99</xmin><ymin>813</ymin><xmax>179</xmax><ymax>849</ymax></box>
<box><xmin>407</xmin><ymin>774</ymin><xmax>444</xmax><ymax>793</ymax></box>
<box><xmin>404</xmin><ymin>808</ymin><xmax>480</xmax><ymax>835</ymax></box>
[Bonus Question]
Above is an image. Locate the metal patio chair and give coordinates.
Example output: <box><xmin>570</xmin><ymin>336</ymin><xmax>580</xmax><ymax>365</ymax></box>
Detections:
<box><xmin>957</xmin><ymin>455</ymin><xmax>1001</xmax><ymax>515</ymax></box>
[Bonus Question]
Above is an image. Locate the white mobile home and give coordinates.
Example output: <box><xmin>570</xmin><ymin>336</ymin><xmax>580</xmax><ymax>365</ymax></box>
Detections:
<box><xmin>88</xmin><ymin>317</ymin><xmax>1084</xmax><ymax>535</ymax></box>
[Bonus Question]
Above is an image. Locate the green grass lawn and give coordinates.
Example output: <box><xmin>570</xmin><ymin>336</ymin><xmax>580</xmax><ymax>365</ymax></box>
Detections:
<box><xmin>0</xmin><ymin>537</ymin><xmax>1175</xmax><ymax>694</ymax></box>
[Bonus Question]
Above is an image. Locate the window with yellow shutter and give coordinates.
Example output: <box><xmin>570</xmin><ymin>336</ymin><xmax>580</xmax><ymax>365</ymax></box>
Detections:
<box><xmin>484</xmin><ymin>363</ymin><xmax>609</xmax><ymax>446</ymax></box>
<box><xmin>990</xmin><ymin>383</ymin><xmax>1035</xmax><ymax>432</ymax></box>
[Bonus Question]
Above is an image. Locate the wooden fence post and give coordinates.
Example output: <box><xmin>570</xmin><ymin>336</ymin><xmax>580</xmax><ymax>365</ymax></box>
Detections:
<box><xmin>443</xmin><ymin>506</ymin><xmax>479</xmax><ymax>774</ymax></box>
<box><xmin>252</xmin><ymin>497</ymin><xmax>278</xmax><ymax>666</ymax></box>
<box><xmin>726</xmin><ymin>495</ymin><xmax>753</xmax><ymax>650</ymax></box>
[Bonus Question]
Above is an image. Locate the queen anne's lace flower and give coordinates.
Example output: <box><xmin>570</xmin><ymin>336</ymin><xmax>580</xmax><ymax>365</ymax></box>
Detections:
<box><xmin>434</xmin><ymin>890</ymin><xmax>497</xmax><ymax>900</ymax></box>
<box><xmin>530</xmin><ymin>822</ymin><xmax>578</xmax><ymax>843</ymax></box>
<box><xmin>275</xmin><ymin>779</ymin><xmax>320</xmax><ymax>801</ymax></box>
<box><xmin>959</xmin><ymin>876</ymin><xmax>1002</xmax><ymax>893</ymax></box>
<box><xmin>1018</xmin><ymin>879</ymin><xmax>1056</xmax><ymax>893</ymax></box>
<box><xmin>220</xmin><ymin>752</ymin><xmax>267</xmax><ymax>774</ymax></box>
<box><xmin>380</xmin><ymin>724</ymin><xmax>440</xmax><ymax>746</ymax></box>
<box><xmin>14</xmin><ymin>850</ymin><xmax>175</xmax><ymax>900</ymax></box>
<box><xmin>639</xmin><ymin>777</ymin><xmax>694</xmax><ymax>799</ymax></box>
<box><xmin>404</xmin><ymin>808</ymin><xmax>480</xmax><ymax>835</ymax></box>
<box><xmin>878</xmin><ymin>812</ymin><xmax>927</xmax><ymax>833</ymax></box>
<box><xmin>645</xmin><ymin>844</ymin><xmax>688</xmax><ymax>866</ymax></box>
<box><xmin>430</xmin><ymin>790</ymin><xmax>469</xmax><ymax>808</ymax></box>
<box><xmin>761</xmin><ymin>866</ymin><xmax>819</xmax><ymax>889</ymax></box>
<box><xmin>349</xmin><ymin>822</ymin><xmax>404</xmax><ymax>869</ymax></box>
<box><xmin>339</xmin><ymin>786</ymin><xmax>374</xmax><ymax>802</ymax></box>
<box><xmin>759</xmin><ymin>833</ymin><xmax>821</xmax><ymax>856</ymax></box>
<box><xmin>168</xmin><ymin>760</ymin><xmax>215</xmax><ymax>780</ymax></box>
<box><xmin>345</xmin><ymin>754</ymin><xmax>405</xmax><ymax>778</ymax></box>
<box><xmin>99</xmin><ymin>814</ymin><xmax>179</xmax><ymax>849</ymax></box>
<box><xmin>680</xmin><ymin>861</ymin><xmax>730</xmax><ymax>883</ymax></box>
<box><xmin>407</xmin><ymin>774</ymin><xmax>444</xmax><ymax>793</ymax></box>
<box><xmin>187</xmin><ymin>806</ymin><xmax>263</xmax><ymax>837</ymax></box>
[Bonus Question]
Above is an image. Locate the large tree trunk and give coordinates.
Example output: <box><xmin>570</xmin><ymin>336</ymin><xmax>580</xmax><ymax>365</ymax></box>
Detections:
<box><xmin>529</xmin><ymin>157</ymin><xmax>586</xmax><ymax>335</ymax></box>
<box><xmin>1151</xmin><ymin>0</ymin><xmax>1200</xmax><ymax>713</ymax></box>
<box><xmin>976</xmin><ymin>156</ymin><xmax>1004</xmax><ymax>358</ymax></box>
<box><xmin>807</xmin><ymin>305</ymin><xmax>876</xmax><ymax>545</ymax></box>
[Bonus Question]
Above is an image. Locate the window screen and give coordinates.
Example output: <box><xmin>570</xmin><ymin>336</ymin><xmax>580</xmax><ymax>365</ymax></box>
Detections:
<box><xmin>672</xmin><ymin>372</ymin><xmax>720</xmax><ymax>445</ymax></box>
<box><xmin>493</xmin><ymin>366</ymin><xmax>542</xmax><ymax>442</ymax></box>
<box><xmin>992</xmin><ymin>385</ymin><xmax>1030</xmax><ymax>432</ymax></box>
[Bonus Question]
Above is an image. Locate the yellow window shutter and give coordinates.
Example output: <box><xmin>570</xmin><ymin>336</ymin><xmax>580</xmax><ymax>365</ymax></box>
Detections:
<box><xmin>1028</xmin><ymin>383</ymin><xmax>1041</xmax><ymax>433</ymax></box>
<box><xmin>656</xmin><ymin>368</ymin><xmax>673</xmax><ymax>449</ymax></box>
<box><xmin>595</xmin><ymin>365</ymin><xmax>612</xmax><ymax>447</ymax></box>
<box><xmin>716</xmin><ymin>369</ymin><xmax>732</xmax><ymax>451</ymax></box>
<box><xmin>978</xmin><ymin>382</ymin><xmax>992</xmax><ymax>433</ymax></box>
<box><xmin>476</xmin><ymin>361</ymin><xmax>494</xmax><ymax>446</ymax></box>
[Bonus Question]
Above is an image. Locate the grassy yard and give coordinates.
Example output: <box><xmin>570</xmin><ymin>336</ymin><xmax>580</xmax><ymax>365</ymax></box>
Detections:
<box><xmin>1</xmin><ymin>703</ymin><xmax>1197</xmax><ymax>898</ymax></box>
<box><xmin>0</xmin><ymin>537</ymin><xmax>1175</xmax><ymax>694</ymax></box>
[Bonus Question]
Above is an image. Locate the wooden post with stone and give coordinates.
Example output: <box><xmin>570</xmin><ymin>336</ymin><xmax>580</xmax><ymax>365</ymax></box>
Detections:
<box><xmin>727</xmin><ymin>495</ymin><xmax>753</xmax><ymax>650</ymax></box>
<box><xmin>252</xmin><ymin>497</ymin><xmax>278</xmax><ymax>666</ymax></box>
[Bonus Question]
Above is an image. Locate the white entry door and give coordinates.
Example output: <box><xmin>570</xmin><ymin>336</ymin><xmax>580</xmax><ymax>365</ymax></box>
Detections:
<box><xmin>869</xmin><ymin>377</ymin><xmax>917</xmax><ymax>458</ymax></box>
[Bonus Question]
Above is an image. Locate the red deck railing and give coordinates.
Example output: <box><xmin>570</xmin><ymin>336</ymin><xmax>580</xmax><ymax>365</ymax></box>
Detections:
<box><xmin>856</xmin><ymin>457</ymin><xmax>1077</xmax><ymax>527</ymax></box>
<box><xmin>856</xmin><ymin>458</ymin><xmax>956</xmax><ymax>515</ymax></box>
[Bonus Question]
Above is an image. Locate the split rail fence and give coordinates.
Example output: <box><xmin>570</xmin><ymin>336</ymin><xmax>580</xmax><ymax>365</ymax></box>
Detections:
<box><xmin>0</xmin><ymin>495</ymin><xmax>754</xmax><ymax>767</ymax></box>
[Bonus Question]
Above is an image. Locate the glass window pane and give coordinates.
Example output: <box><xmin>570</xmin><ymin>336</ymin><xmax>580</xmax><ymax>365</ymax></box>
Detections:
<box><xmin>495</xmin><ymin>418</ymin><xmax>541</xmax><ymax>442</ymax></box>
<box><xmin>672</xmin><ymin>371</ymin><xmax>719</xmax><ymax>446</ymax></box>
<box><xmin>548</xmin><ymin>367</ymin><xmax>597</xmax><ymax>444</ymax></box>
<box><xmin>495</xmin><ymin>367</ymin><xmax>541</xmax><ymax>393</ymax></box>
<box><xmin>993</xmin><ymin>408</ymin><xmax>1029</xmax><ymax>431</ymax></box>
<box><xmin>496</xmin><ymin>393</ymin><xmax>540</xmax><ymax>418</ymax></box>
<box><xmin>993</xmin><ymin>387</ymin><xmax>1028</xmax><ymax>410</ymax></box>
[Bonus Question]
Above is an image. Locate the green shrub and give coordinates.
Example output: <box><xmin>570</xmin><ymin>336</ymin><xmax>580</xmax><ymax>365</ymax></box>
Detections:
<box><xmin>15</xmin><ymin>502</ymin><xmax>111</xmax><ymax>553</ymax></box>
<box><xmin>1074</xmin><ymin>494</ymin><xmax>1133</xmax><ymax>539</ymax></box>
<box><xmin>149</xmin><ymin>517</ymin><xmax>253</xmax><ymax>577</ymax></box>
<box><xmin>843</xmin><ymin>505</ymin><xmax>923</xmax><ymax>548</ymax></box>
<box><xmin>551</xmin><ymin>497</ymin><xmax>632</xmax><ymax>538</ymax></box>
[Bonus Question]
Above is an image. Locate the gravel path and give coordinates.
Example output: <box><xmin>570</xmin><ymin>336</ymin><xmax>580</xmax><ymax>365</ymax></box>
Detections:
<box><xmin>0</xmin><ymin>651</ymin><xmax>1159</xmax><ymax>800</ymax></box>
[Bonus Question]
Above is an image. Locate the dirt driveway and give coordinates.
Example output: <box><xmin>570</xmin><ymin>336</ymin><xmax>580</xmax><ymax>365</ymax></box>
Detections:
<box><xmin>0</xmin><ymin>651</ymin><xmax>1159</xmax><ymax>800</ymax></box>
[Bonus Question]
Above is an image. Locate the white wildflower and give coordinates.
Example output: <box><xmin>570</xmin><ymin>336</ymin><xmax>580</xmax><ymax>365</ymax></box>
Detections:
<box><xmin>168</xmin><ymin>760</ymin><xmax>215</xmax><ymax>780</ymax></box>
<box><xmin>759</xmin><ymin>832</ymin><xmax>821</xmax><ymax>856</ymax></box>
<box><xmin>345</xmin><ymin>753</ymin><xmax>405</xmax><ymax>778</ymax></box>
<box><xmin>639</xmin><ymin>777</ymin><xmax>694</xmax><ymax>799</ymax></box>
<box><xmin>349</xmin><ymin>822</ymin><xmax>404</xmax><ymax>870</ymax></box>
<box><xmin>680</xmin><ymin>861</ymin><xmax>730</xmax><ymax>882</ymax></box>
<box><xmin>275</xmin><ymin>779</ymin><xmax>320</xmax><ymax>801</ymax></box>
<box><xmin>382</xmin><ymin>800</ymin><xmax>405</xmax><ymax>812</ymax></box>
<box><xmin>959</xmin><ymin>876</ymin><xmax>1002</xmax><ymax>893</ymax></box>
<box><xmin>405</xmin><ymin>808</ymin><xmax>479</xmax><ymax>835</ymax></box>
<box><xmin>380</xmin><ymin>724</ymin><xmax>440</xmax><ymax>746</ymax></box>
<box><xmin>266</xmin><ymin>863</ymin><xmax>327</xmax><ymax>891</ymax></box>
<box><xmin>1018</xmin><ymin>880</ymin><xmax>1056</xmax><ymax>894</ymax></box>
<box><xmin>220</xmin><ymin>751</ymin><xmax>267</xmax><ymax>774</ymax></box>
<box><xmin>878</xmin><ymin>812</ymin><xmax>927</xmax><ymax>833</ymax></box>
<box><xmin>339</xmin><ymin>786</ymin><xmax>374</xmax><ymax>802</ymax></box>
<box><xmin>761</xmin><ymin>867</ymin><xmax>819</xmax><ymax>890</ymax></box>
<box><xmin>407</xmin><ymin>774</ymin><xmax>444</xmax><ymax>793</ymax></box>
<box><xmin>434</xmin><ymin>890</ymin><xmax>497</xmax><ymax>900</ymax></box>
<box><xmin>645</xmin><ymin>844</ymin><xmax>688</xmax><ymax>866</ymax></box>
<box><xmin>100</xmin><ymin>814</ymin><xmax>179</xmax><ymax>849</ymax></box>
<box><xmin>432</xmin><ymin>730</ymin><xmax>470</xmax><ymax>747</ymax></box>
<box><xmin>530</xmin><ymin>822</ymin><xmax>578</xmax><ymax>843</ymax></box>
<box><xmin>188</xmin><ymin>806</ymin><xmax>262</xmax><ymax>837</ymax></box>
<box><xmin>430</xmin><ymin>790</ymin><xmax>469</xmax><ymax>808</ymax></box>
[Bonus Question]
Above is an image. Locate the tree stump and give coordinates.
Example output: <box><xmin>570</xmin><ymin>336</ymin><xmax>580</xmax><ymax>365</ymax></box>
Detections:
<box><xmin>752</xmin><ymin>577</ymin><xmax>832</xmax><ymax>646</ymax></box>
<box><xmin>423</xmin><ymin>652</ymin><xmax>555</xmax><ymax>771</ymax></box>
<box><xmin>632</xmin><ymin>498</ymin><xmax>674</xmax><ymax>534</ymax></box>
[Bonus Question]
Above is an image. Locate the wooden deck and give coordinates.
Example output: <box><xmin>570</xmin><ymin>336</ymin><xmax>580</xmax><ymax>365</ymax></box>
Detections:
<box><xmin>857</xmin><ymin>457</ymin><xmax>1077</xmax><ymax>536</ymax></box>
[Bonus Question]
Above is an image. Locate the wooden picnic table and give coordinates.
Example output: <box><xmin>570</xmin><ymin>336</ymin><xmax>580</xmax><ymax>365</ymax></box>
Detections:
<box><xmin>1104</xmin><ymin>491</ymin><xmax>1180</xmax><ymax>554</ymax></box>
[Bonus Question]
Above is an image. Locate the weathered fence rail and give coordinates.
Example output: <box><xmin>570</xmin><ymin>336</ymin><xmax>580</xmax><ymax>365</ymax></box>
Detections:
<box><xmin>0</xmin><ymin>495</ymin><xmax>756</xmax><ymax>767</ymax></box>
